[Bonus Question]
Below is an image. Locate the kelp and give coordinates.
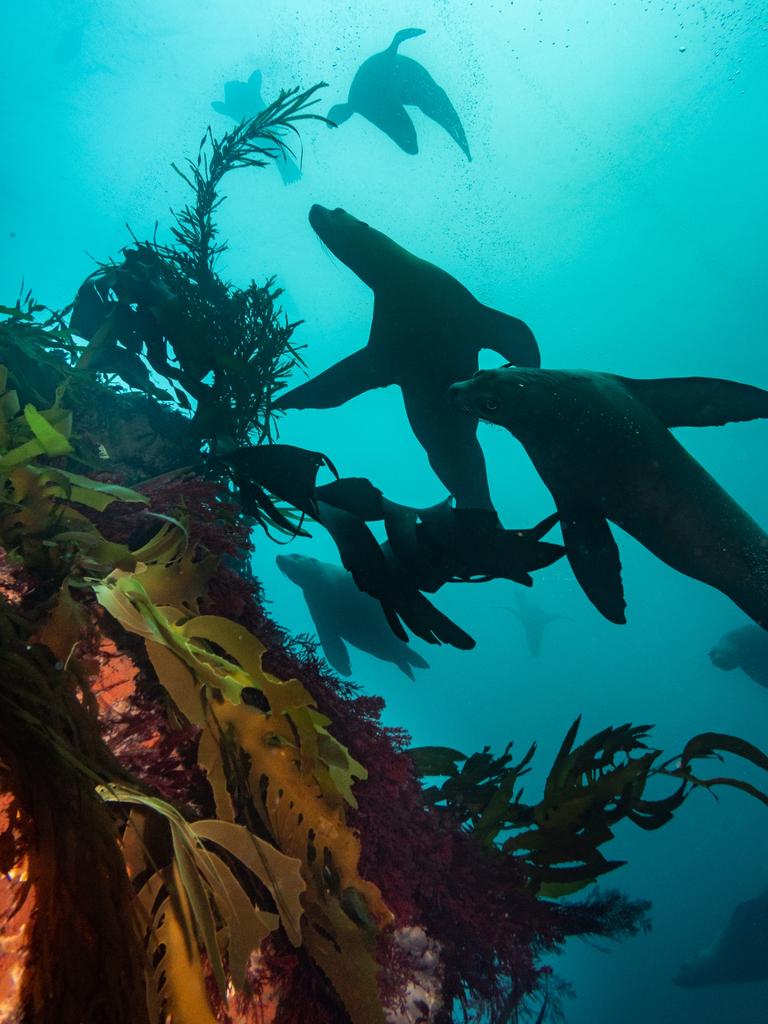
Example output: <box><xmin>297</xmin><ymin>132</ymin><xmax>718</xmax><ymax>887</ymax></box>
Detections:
<box><xmin>92</xmin><ymin>560</ymin><xmax>394</xmax><ymax>1023</ymax></box>
<box><xmin>411</xmin><ymin>717</ymin><xmax>768</xmax><ymax>897</ymax></box>
<box><xmin>0</xmin><ymin>366</ymin><xmax>393</xmax><ymax>1023</ymax></box>
<box><xmin>227</xmin><ymin>442</ymin><xmax>563</xmax><ymax>648</ymax></box>
<box><xmin>67</xmin><ymin>86</ymin><xmax>330</xmax><ymax>457</ymax></box>
<box><xmin>3</xmin><ymin>66</ymin><xmax>768</xmax><ymax>1024</ymax></box>
<box><xmin>0</xmin><ymin>602</ymin><xmax>149</xmax><ymax>1024</ymax></box>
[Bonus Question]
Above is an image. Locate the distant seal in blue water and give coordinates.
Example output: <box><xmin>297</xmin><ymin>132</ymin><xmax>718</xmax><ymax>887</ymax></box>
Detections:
<box><xmin>274</xmin><ymin>205</ymin><xmax>539</xmax><ymax>509</ymax></box>
<box><xmin>276</xmin><ymin>552</ymin><xmax>429</xmax><ymax>678</ymax></box>
<box><xmin>449</xmin><ymin>367</ymin><xmax>768</xmax><ymax>626</ymax></box>
<box><xmin>505</xmin><ymin>593</ymin><xmax>569</xmax><ymax>657</ymax></box>
<box><xmin>674</xmin><ymin>891</ymin><xmax>768</xmax><ymax>986</ymax></box>
<box><xmin>212</xmin><ymin>70</ymin><xmax>301</xmax><ymax>184</ymax></box>
<box><xmin>710</xmin><ymin>624</ymin><xmax>768</xmax><ymax>691</ymax></box>
<box><xmin>327</xmin><ymin>28</ymin><xmax>472</xmax><ymax>159</ymax></box>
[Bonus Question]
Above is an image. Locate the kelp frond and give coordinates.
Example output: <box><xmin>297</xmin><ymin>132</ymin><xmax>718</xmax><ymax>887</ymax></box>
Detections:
<box><xmin>166</xmin><ymin>82</ymin><xmax>329</xmax><ymax>278</ymax></box>
<box><xmin>411</xmin><ymin>717</ymin><xmax>768</xmax><ymax>897</ymax></box>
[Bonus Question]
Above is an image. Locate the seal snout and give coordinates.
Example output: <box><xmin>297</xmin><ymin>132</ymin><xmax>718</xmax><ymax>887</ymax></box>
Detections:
<box><xmin>446</xmin><ymin>381</ymin><xmax>475</xmax><ymax>414</ymax></box>
<box><xmin>308</xmin><ymin>204</ymin><xmax>329</xmax><ymax>230</ymax></box>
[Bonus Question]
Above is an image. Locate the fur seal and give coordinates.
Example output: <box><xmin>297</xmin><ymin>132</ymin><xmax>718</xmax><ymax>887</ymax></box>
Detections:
<box><xmin>674</xmin><ymin>890</ymin><xmax>768</xmax><ymax>986</ymax></box>
<box><xmin>274</xmin><ymin>206</ymin><xmax>539</xmax><ymax>509</ymax></box>
<box><xmin>505</xmin><ymin>593</ymin><xmax>569</xmax><ymax>657</ymax></box>
<box><xmin>710</xmin><ymin>625</ymin><xmax>768</xmax><ymax>691</ymax></box>
<box><xmin>212</xmin><ymin>70</ymin><xmax>301</xmax><ymax>184</ymax></box>
<box><xmin>448</xmin><ymin>368</ymin><xmax>768</xmax><ymax>626</ymax></box>
<box><xmin>276</xmin><ymin>552</ymin><xmax>429</xmax><ymax>678</ymax></box>
<box><xmin>327</xmin><ymin>28</ymin><xmax>471</xmax><ymax>159</ymax></box>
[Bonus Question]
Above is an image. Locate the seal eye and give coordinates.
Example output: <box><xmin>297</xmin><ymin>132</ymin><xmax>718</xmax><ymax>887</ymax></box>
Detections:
<box><xmin>483</xmin><ymin>397</ymin><xmax>499</xmax><ymax>412</ymax></box>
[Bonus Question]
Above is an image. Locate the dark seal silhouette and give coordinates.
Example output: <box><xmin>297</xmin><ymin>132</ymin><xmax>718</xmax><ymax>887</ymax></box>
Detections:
<box><xmin>674</xmin><ymin>890</ymin><xmax>768</xmax><ymax>987</ymax></box>
<box><xmin>274</xmin><ymin>205</ymin><xmax>539</xmax><ymax>509</ymax></box>
<box><xmin>710</xmin><ymin>624</ymin><xmax>768</xmax><ymax>691</ymax></box>
<box><xmin>449</xmin><ymin>367</ymin><xmax>768</xmax><ymax>626</ymax></box>
<box><xmin>212</xmin><ymin>70</ymin><xmax>301</xmax><ymax>184</ymax></box>
<box><xmin>276</xmin><ymin>552</ymin><xmax>429</xmax><ymax>679</ymax></box>
<box><xmin>327</xmin><ymin>28</ymin><xmax>471</xmax><ymax>159</ymax></box>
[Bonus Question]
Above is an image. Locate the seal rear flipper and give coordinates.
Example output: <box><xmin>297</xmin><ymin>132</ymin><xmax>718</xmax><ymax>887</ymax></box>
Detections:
<box><xmin>619</xmin><ymin>376</ymin><xmax>768</xmax><ymax>427</ymax></box>
<box><xmin>276</xmin><ymin>153</ymin><xmax>302</xmax><ymax>185</ymax></box>
<box><xmin>479</xmin><ymin>305</ymin><xmax>540</xmax><ymax>368</ymax></box>
<box><xmin>274</xmin><ymin>348</ymin><xmax>392</xmax><ymax>410</ymax></box>
<box><xmin>561</xmin><ymin>511</ymin><xmax>626</xmax><ymax>624</ymax></box>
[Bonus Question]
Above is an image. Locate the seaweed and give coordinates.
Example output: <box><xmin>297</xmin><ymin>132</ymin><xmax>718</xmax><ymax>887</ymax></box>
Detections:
<box><xmin>410</xmin><ymin>717</ymin><xmax>768</xmax><ymax>897</ymax></box>
<box><xmin>67</xmin><ymin>86</ymin><xmax>329</xmax><ymax>456</ymax></box>
<box><xmin>2</xmin><ymin>75</ymin><xmax>767</xmax><ymax>1024</ymax></box>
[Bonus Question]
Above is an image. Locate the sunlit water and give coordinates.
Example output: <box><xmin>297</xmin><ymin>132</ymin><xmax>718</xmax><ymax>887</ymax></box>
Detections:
<box><xmin>2</xmin><ymin>2</ymin><xmax>767</xmax><ymax>1021</ymax></box>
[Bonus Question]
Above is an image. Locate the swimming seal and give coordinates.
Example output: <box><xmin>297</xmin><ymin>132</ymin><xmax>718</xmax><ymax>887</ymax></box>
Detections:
<box><xmin>710</xmin><ymin>624</ymin><xmax>768</xmax><ymax>691</ymax></box>
<box><xmin>674</xmin><ymin>890</ymin><xmax>768</xmax><ymax>986</ymax></box>
<box><xmin>212</xmin><ymin>70</ymin><xmax>301</xmax><ymax>184</ymax></box>
<box><xmin>449</xmin><ymin>367</ymin><xmax>768</xmax><ymax>626</ymax></box>
<box><xmin>276</xmin><ymin>552</ymin><xmax>429</xmax><ymax>679</ymax></box>
<box><xmin>505</xmin><ymin>593</ymin><xmax>569</xmax><ymax>657</ymax></box>
<box><xmin>274</xmin><ymin>206</ymin><xmax>539</xmax><ymax>509</ymax></box>
<box><xmin>328</xmin><ymin>28</ymin><xmax>471</xmax><ymax>159</ymax></box>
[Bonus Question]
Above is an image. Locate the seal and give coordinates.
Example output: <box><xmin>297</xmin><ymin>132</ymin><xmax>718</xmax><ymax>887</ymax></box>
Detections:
<box><xmin>674</xmin><ymin>890</ymin><xmax>768</xmax><ymax>986</ymax></box>
<box><xmin>212</xmin><ymin>70</ymin><xmax>301</xmax><ymax>184</ymax></box>
<box><xmin>327</xmin><ymin>28</ymin><xmax>471</xmax><ymax>159</ymax></box>
<box><xmin>710</xmin><ymin>624</ymin><xmax>768</xmax><ymax>691</ymax></box>
<box><xmin>274</xmin><ymin>205</ymin><xmax>539</xmax><ymax>509</ymax></box>
<box><xmin>448</xmin><ymin>367</ymin><xmax>768</xmax><ymax>625</ymax></box>
<box><xmin>276</xmin><ymin>552</ymin><xmax>430</xmax><ymax>678</ymax></box>
<box><xmin>504</xmin><ymin>593</ymin><xmax>569</xmax><ymax>657</ymax></box>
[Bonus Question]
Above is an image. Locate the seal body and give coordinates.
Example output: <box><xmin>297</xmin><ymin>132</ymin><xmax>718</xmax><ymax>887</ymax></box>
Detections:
<box><xmin>449</xmin><ymin>367</ymin><xmax>768</xmax><ymax>626</ymax></box>
<box><xmin>674</xmin><ymin>891</ymin><xmax>768</xmax><ymax>986</ymax></box>
<box><xmin>212</xmin><ymin>70</ymin><xmax>301</xmax><ymax>184</ymax></box>
<box><xmin>275</xmin><ymin>206</ymin><xmax>539</xmax><ymax>509</ymax></box>
<box><xmin>710</xmin><ymin>624</ymin><xmax>768</xmax><ymax>689</ymax></box>
<box><xmin>276</xmin><ymin>553</ymin><xmax>429</xmax><ymax>678</ymax></box>
<box><xmin>328</xmin><ymin>28</ymin><xmax>471</xmax><ymax>159</ymax></box>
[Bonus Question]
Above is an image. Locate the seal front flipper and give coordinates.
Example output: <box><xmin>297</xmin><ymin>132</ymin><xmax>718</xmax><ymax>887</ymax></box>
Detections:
<box><xmin>274</xmin><ymin>348</ymin><xmax>392</xmax><ymax>410</ymax></box>
<box><xmin>560</xmin><ymin>510</ymin><xmax>626</xmax><ymax>624</ymax></box>
<box><xmin>619</xmin><ymin>376</ymin><xmax>768</xmax><ymax>427</ymax></box>
<box><xmin>408</xmin><ymin>66</ymin><xmax>472</xmax><ymax>160</ymax></box>
<box><xmin>311</xmin><ymin>609</ymin><xmax>352</xmax><ymax>676</ymax></box>
<box><xmin>361</xmin><ymin>103</ymin><xmax>419</xmax><ymax>154</ymax></box>
<box><xmin>327</xmin><ymin>103</ymin><xmax>354</xmax><ymax>126</ymax></box>
<box><xmin>401</xmin><ymin>381</ymin><xmax>493</xmax><ymax>508</ymax></box>
<box><xmin>479</xmin><ymin>305</ymin><xmax>540</xmax><ymax>368</ymax></box>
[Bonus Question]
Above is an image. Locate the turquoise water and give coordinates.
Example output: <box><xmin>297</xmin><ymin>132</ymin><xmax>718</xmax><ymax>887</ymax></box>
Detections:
<box><xmin>2</xmin><ymin>1</ymin><xmax>767</xmax><ymax>1020</ymax></box>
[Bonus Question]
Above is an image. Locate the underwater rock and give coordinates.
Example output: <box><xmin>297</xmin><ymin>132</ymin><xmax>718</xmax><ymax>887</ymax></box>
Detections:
<box><xmin>328</xmin><ymin>28</ymin><xmax>471</xmax><ymax>159</ymax></box>
<box><xmin>710</xmin><ymin>624</ymin><xmax>768</xmax><ymax>691</ymax></box>
<box><xmin>212</xmin><ymin>70</ymin><xmax>302</xmax><ymax>184</ymax></box>
<box><xmin>674</xmin><ymin>890</ymin><xmax>768</xmax><ymax>986</ymax></box>
<box><xmin>449</xmin><ymin>367</ymin><xmax>768</xmax><ymax>628</ymax></box>
<box><xmin>384</xmin><ymin>926</ymin><xmax>443</xmax><ymax>1023</ymax></box>
<box><xmin>276</xmin><ymin>552</ymin><xmax>430</xmax><ymax>679</ymax></box>
<box><xmin>275</xmin><ymin>205</ymin><xmax>539</xmax><ymax>509</ymax></box>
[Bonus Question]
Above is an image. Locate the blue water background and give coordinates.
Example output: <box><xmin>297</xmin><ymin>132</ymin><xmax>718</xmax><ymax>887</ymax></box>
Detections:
<box><xmin>2</xmin><ymin>2</ymin><xmax>767</xmax><ymax>1021</ymax></box>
